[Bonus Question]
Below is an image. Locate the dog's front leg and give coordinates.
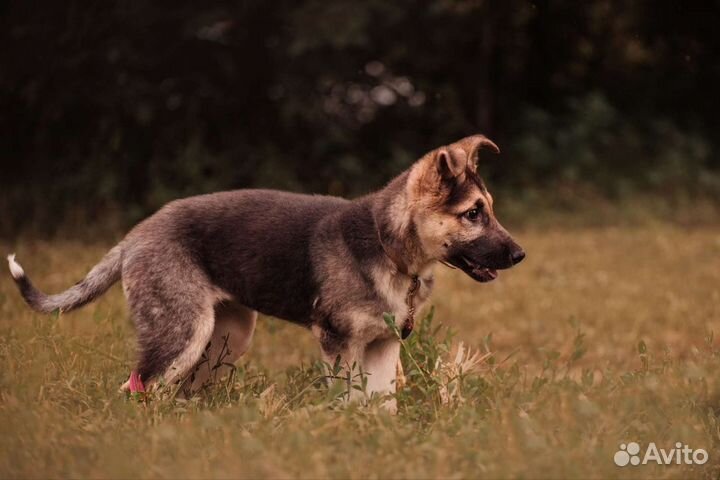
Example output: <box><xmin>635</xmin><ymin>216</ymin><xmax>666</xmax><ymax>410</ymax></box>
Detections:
<box><xmin>362</xmin><ymin>338</ymin><xmax>401</xmax><ymax>413</ymax></box>
<box><xmin>320</xmin><ymin>346</ymin><xmax>365</xmax><ymax>404</ymax></box>
<box><xmin>312</xmin><ymin>324</ymin><xmax>362</xmax><ymax>397</ymax></box>
<box><xmin>312</xmin><ymin>322</ymin><xmax>399</xmax><ymax>412</ymax></box>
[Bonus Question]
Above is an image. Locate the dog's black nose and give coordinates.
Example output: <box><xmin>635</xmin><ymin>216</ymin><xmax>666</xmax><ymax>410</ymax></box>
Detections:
<box><xmin>510</xmin><ymin>249</ymin><xmax>525</xmax><ymax>265</ymax></box>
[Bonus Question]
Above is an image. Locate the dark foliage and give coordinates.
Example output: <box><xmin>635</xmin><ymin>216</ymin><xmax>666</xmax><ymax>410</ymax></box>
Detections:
<box><xmin>1</xmin><ymin>1</ymin><xmax>718</xmax><ymax>234</ymax></box>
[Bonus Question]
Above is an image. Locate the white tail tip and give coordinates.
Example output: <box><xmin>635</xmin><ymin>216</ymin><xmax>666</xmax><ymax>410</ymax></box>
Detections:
<box><xmin>7</xmin><ymin>254</ymin><xmax>25</xmax><ymax>279</ymax></box>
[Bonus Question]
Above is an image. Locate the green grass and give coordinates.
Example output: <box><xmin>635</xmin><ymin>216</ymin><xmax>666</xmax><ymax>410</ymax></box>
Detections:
<box><xmin>1</xmin><ymin>224</ymin><xmax>719</xmax><ymax>479</ymax></box>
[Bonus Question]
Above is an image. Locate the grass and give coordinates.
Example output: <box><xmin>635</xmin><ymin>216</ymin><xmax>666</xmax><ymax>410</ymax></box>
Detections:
<box><xmin>1</xmin><ymin>222</ymin><xmax>719</xmax><ymax>479</ymax></box>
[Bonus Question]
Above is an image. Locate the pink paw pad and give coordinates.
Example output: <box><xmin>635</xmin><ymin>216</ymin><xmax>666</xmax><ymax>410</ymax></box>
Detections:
<box><xmin>129</xmin><ymin>370</ymin><xmax>145</xmax><ymax>393</ymax></box>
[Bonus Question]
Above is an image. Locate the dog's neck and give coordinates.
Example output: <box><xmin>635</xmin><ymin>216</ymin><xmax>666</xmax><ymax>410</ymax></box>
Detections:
<box><xmin>371</xmin><ymin>171</ymin><xmax>432</xmax><ymax>277</ymax></box>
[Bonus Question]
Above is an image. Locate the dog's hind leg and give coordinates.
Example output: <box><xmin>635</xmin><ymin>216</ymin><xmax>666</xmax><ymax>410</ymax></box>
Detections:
<box><xmin>184</xmin><ymin>302</ymin><xmax>257</xmax><ymax>393</ymax></box>
<box><xmin>120</xmin><ymin>299</ymin><xmax>216</xmax><ymax>393</ymax></box>
<box><xmin>133</xmin><ymin>298</ymin><xmax>216</xmax><ymax>391</ymax></box>
<box><xmin>120</xmin><ymin>249</ymin><xmax>222</xmax><ymax>392</ymax></box>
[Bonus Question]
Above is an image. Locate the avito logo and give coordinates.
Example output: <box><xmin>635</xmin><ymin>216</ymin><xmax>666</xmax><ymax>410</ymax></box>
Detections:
<box><xmin>614</xmin><ymin>442</ymin><xmax>708</xmax><ymax>467</ymax></box>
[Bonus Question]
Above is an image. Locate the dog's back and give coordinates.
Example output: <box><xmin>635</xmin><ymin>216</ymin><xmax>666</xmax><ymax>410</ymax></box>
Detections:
<box><xmin>128</xmin><ymin>189</ymin><xmax>351</xmax><ymax>323</ymax></box>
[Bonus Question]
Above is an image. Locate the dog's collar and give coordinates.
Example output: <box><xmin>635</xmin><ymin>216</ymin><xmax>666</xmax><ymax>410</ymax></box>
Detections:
<box><xmin>401</xmin><ymin>274</ymin><xmax>420</xmax><ymax>339</ymax></box>
<box><xmin>373</xmin><ymin>217</ymin><xmax>420</xmax><ymax>339</ymax></box>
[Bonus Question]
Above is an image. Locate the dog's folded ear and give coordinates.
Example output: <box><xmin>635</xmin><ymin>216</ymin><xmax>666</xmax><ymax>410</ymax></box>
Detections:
<box><xmin>435</xmin><ymin>135</ymin><xmax>500</xmax><ymax>179</ymax></box>
<box><xmin>435</xmin><ymin>147</ymin><xmax>467</xmax><ymax>179</ymax></box>
<box><xmin>458</xmin><ymin>134</ymin><xmax>500</xmax><ymax>172</ymax></box>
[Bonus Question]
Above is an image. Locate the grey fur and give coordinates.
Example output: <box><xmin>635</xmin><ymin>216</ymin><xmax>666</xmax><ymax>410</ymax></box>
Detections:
<box><xmin>8</xmin><ymin>135</ymin><xmax>524</xmax><ymax>405</ymax></box>
<box><xmin>11</xmin><ymin>245</ymin><xmax>122</xmax><ymax>314</ymax></box>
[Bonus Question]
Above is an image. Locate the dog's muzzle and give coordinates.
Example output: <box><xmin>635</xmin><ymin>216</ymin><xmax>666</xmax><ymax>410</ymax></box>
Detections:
<box><xmin>447</xmin><ymin>241</ymin><xmax>525</xmax><ymax>283</ymax></box>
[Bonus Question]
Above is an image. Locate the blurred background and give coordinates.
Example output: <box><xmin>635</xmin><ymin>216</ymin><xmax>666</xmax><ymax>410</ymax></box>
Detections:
<box><xmin>1</xmin><ymin>0</ymin><xmax>719</xmax><ymax>236</ymax></box>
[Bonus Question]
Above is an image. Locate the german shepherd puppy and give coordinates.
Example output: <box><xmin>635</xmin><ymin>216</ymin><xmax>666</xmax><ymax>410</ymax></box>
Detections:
<box><xmin>8</xmin><ymin>135</ymin><xmax>524</xmax><ymax>408</ymax></box>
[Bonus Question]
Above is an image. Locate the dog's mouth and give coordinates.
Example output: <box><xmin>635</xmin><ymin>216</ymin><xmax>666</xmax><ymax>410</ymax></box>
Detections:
<box><xmin>448</xmin><ymin>255</ymin><xmax>498</xmax><ymax>283</ymax></box>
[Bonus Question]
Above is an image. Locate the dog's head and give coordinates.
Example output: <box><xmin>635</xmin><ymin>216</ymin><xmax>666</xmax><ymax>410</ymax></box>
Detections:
<box><xmin>410</xmin><ymin>135</ymin><xmax>525</xmax><ymax>282</ymax></box>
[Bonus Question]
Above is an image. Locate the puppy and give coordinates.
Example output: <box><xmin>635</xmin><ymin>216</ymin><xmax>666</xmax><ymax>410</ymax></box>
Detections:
<box><xmin>8</xmin><ymin>135</ymin><xmax>524</xmax><ymax>409</ymax></box>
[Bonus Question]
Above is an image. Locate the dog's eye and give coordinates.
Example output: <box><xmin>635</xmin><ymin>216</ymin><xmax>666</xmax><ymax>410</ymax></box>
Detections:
<box><xmin>464</xmin><ymin>207</ymin><xmax>480</xmax><ymax>221</ymax></box>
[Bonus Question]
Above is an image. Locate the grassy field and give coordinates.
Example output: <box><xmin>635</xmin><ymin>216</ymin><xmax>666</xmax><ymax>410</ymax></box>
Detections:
<box><xmin>1</xmin><ymin>223</ymin><xmax>719</xmax><ymax>479</ymax></box>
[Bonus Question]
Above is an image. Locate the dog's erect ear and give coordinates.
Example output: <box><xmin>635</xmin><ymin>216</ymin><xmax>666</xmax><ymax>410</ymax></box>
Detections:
<box><xmin>455</xmin><ymin>134</ymin><xmax>500</xmax><ymax>172</ymax></box>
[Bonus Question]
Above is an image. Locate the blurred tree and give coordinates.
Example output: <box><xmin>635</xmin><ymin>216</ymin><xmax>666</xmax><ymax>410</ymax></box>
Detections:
<box><xmin>0</xmin><ymin>0</ymin><xmax>718</xmax><ymax>234</ymax></box>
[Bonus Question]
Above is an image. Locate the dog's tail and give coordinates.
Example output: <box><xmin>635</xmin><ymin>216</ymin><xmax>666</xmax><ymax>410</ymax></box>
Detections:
<box><xmin>7</xmin><ymin>245</ymin><xmax>123</xmax><ymax>314</ymax></box>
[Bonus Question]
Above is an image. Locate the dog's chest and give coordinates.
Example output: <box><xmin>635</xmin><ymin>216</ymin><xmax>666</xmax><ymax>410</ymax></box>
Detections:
<box><xmin>312</xmin><ymin>263</ymin><xmax>434</xmax><ymax>344</ymax></box>
<box><xmin>380</xmin><ymin>275</ymin><xmax>432</xmax><ymax>319</ymax></box>
<box><xmin>353</xmin><ymin>266</ymin><xmax>434</xmax><ymax>340</ymax></box>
